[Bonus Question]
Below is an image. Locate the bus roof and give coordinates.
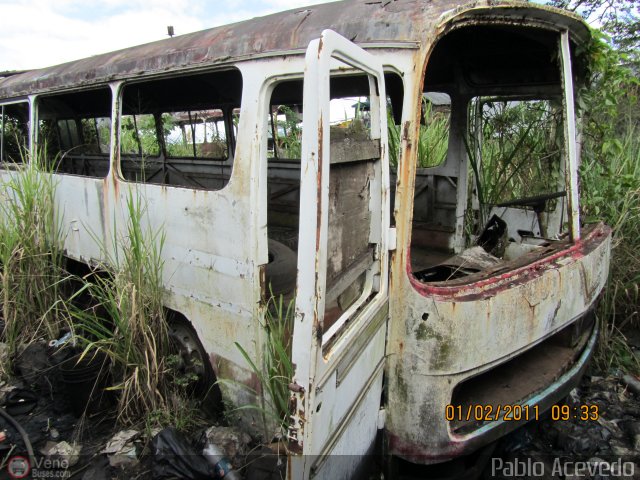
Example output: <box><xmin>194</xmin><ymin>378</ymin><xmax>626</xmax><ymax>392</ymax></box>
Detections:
<box><xmin>0</xmin><ymin>0</ymin><xmax>589</xmax><ymax>100</ymax></box>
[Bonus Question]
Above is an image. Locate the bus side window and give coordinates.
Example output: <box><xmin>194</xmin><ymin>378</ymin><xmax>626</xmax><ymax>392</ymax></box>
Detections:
<box><xmin>38</xmin><ymin>88</ymin><xmax>112</xmax><ymax>177</ymax></box>
<box><xmin>1</xmin><ymin>103</ymin><xmax>29</xmax><ymax>165</ymax></box>
<box><xmin>119</xmin><ymin>69</ymin><xmax>243</xmax><ymax>191</ymax></box>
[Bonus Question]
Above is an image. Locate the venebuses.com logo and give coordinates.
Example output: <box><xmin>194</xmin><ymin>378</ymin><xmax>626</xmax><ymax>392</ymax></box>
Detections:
<box><xmin>7</xmin><ymin>456</ymin><xmax>30</xmax><ymax>479</ymax></box>
<box><xmin>6</xmin><ymin>456</ymin><xmax>71</xmax><ymax>479</ymax></box>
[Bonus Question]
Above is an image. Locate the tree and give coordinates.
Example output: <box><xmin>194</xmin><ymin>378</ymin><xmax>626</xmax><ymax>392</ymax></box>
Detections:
<box><xmin>548</xmin><ymin>0</ymin><xmax>640</xmax><ymax>67</ymax></box>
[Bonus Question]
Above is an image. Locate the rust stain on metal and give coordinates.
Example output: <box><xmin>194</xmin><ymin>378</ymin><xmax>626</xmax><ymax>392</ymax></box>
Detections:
<box><xmin>288</xmin><ymin>382</ymin><xmax>305</xmax><ymax>393</ymax></box>
<box><xmin>315</xmin><ymin>115</ymin><xmax>323</xmax><ymax>252</ymax></box>
<box><xmin>407</xmin><ymin>223</ymin><xmax>611</xmax><ymax>302</ymax></box>
<box><xmin>313</xmin><ymin>114</ymin><xmax>324</xmax><ymax>329</ymax></box>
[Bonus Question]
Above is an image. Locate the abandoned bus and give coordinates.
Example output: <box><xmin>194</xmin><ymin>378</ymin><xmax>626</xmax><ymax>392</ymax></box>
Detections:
<box><xmin>0</xmin><ymin>0</ymin><xmax>611</xmax><ymax>477</ymax></box>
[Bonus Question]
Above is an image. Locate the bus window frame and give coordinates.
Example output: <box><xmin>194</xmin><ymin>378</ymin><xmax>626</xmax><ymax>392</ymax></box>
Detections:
<box><xmin>114</xmin><ymin>68</ymin><xmax>243</xmax><ymax>192</ymax></box>
<box><xmin>0</xmin><ymin>99</ymin><xmax>31</xmax><ymax>166</ymax></box>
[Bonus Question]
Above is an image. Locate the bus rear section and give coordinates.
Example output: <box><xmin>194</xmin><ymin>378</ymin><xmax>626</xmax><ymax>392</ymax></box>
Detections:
<box><xmin>385</xmin><ymin>4</ymin><xmax>612</xmax><ymax>463</ymax></box>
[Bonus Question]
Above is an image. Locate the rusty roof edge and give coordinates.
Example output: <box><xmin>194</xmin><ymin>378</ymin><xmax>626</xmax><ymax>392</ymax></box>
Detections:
<box><xmin>0</xmin><ymin>0</ymin><xmax>591</xmax><ymax>101</ymax></box>
<box><xmin>0</xmin><ymin>41</ymin><xmax>421</xmax><ymax>100</ymax></box>
<box><xmin>436</xmin><ymin>1</ymin><xmax>591</xmax><ymax>43</ymax></box>
<box><xmin>0</xmin><ymin>70</ymin><xmax>31</xmax><ymax>79</ymax></box>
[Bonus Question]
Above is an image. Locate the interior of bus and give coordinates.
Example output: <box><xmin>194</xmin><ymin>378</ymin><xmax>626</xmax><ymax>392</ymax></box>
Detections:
<box><xmin>409</xmin><ymin>23</ymin><xmax>585</xmax><ymax>284</ymax></box>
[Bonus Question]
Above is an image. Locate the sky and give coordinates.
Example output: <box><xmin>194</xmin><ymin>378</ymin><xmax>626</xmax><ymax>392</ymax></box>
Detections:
<box><xmin>0</xmin><ymin>0</ymin><xmax>334</xmax><ymax>71</ymax></box>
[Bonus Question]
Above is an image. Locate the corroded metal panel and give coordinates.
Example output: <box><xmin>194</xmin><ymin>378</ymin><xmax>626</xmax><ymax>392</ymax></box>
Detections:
<box><xmin>386</xmin><ymin>224</ymin><xmax>612</xmax><ymax>461</ymax></box>
<box><xmin>289</xmin><ymin>30</ymin><xmax>391</xmax><ymax>478</ymax></box>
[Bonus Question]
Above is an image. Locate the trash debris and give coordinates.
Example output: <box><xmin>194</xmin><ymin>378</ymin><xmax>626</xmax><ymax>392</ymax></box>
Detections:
<box><xmin>59</xmin><ymin>351</ymin><xmax>110</xmax><ymax>417</ymax></box>
<box><xmin>0</xmin><ymin>381</ymin><xmax>19</xmax><ymax>406</ymax></box>
<box><xmin>42</xmin><ymin>440</ymin><xmax>81</xmax><ymax>467</ymax></box>
<box><xmin>81</xmin><ymin>456</ymin><xmax>111</xmax><ymax>480</ymax></box>
<box><xmin>15</xmin><ymin>342</ymin><xmax>50</xmax><ymax>389</ymax></box>
<box><xmin>244</xmin><ymin>445</ymin><xmax>288</xmax><ymax>480</ymax></box>
<box><xmin>203</xmin><ymin>441</ymin><xmax>242</xmax><ymax>480</ymax></box>
<box><xmin>203</xmin><ymin>425</ymin><xmax>251</xmax><ymax>462</ymax></box>
<box><xmin>152</xmin><ymin>427</ymin><xmax>215</xmax><ymax>479</ymax></box>
<box><xmin>48</xmin><ymin>331</ymin><xmax>74</xmax><ymax>349</ymax></box>
<box><xmin>489</xmin><ymin>372</ymin><xmax>640</xmax><ymax>474</ymax></box>
<box><xmin>4</xmin><ymin>389</ymin><xmax>38</xmax><ymax>416</ymax></box>
<box><xmin>102</xmin><ymin>429</ymin><xmax>140</xmax><ymax>467</ymax></box>
<box><xmin>622</xmin><ymin>374</ymin><xmax>640</xmax><ymax>396</ymax></box>
<box><xmin>477</xmin><ymin>214</ymin><xmax>508</xmax><ymax>257</ymax></box>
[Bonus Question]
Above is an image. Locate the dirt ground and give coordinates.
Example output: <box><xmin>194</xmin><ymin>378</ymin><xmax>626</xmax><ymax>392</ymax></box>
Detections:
<box><xmin>0</xmin><ymin>339</ymin><xmax>639</xmax><ymax>480</ymax></box>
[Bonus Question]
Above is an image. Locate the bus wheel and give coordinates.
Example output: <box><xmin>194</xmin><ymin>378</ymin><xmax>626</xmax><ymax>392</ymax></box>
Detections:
<box><xmin>167</xmin><ymin>313</ymin><xmax>222</xmax><ymax>414</ymax></box>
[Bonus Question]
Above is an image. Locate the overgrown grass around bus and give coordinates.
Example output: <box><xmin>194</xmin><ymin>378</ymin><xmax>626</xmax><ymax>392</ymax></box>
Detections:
<box><xmin>224</xmin><ymin>291</ymin><xmax>295</xmax><ymax>444</ymax></box>
<box><xmin>70</xmin><ymin>191</ymin><xmax>203</xmax><ymax>430</ymax></box>
<box><xmin>0</xmin><ymin>154</ymin><xmax>204</xmax><ymax>430</ymax></box>
<box><xmin>576</xmin><ymin>32</ymin><xmax>640</xmax><ymax>374</ymax></box>
<box><xmin>0</xmin><ymin>156</ymin><xmax>67</xmax><ymax>374</ymax></box>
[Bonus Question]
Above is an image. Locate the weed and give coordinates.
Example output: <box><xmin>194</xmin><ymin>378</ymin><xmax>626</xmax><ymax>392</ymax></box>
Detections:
<box><xmin>69</xmin><ymin>189</ymin><xmax>197</xmax><ymax>429</ymax></box>
<box><xmin>417</xmin><ymin>99</ymin><xmax>450</xmax><ymax>168</ymax></box>
<box><xmin>466</xmin><ymin>99</ymin><xmax>564</xmax><ymax>223</ymax></box>
<box><xmin>388</xmin><ymin>97</ymin><xmax>450</xmax><ymax>169</ymax></box>
<box><xmin>271</xmin><ymin>105</ymin><xmax>302</xmax><ymax>159</ymax></box>
<box><xmin>387</xmin><ymin>109</ymin><xmax>401</xmax><ymax>168</ymax></box>
<box><xmin>0</xmin><ymin>151</ymin><xmax>66</xmax><ymax>366</ymax></box>
<box><xmin>225</xmin><ymin>292</ymin><xmax>295</xmax><ymax>442</ymax></box>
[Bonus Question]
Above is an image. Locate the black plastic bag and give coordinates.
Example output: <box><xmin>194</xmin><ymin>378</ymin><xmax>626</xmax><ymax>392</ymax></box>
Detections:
<box><xmin>151</xmin><ymin>427</ymin><xmax>215</xmax><ymax>479</ymax></box>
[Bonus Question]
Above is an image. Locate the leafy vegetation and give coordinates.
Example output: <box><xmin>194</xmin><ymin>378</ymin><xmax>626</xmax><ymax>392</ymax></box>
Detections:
<box><xmin>388</xmin><ymin>97</ymin><xmax>450</xmax><ymax>168</ymax></box>
<box><xmin>417</xmin><ymin>100</ymin><xmax>450</xmax><ymax>168</ymax></box>
<box><xmin>548</xmin><ymin>0</ymin><xmax>639</xmax><ymax>67</ymax></box>
<box><xmin>270</xmin><ymin>105</ymin><xmax>302</xmax><ymax>159</ymax></box>
<box><xmin>0</xmin><ymin>149</ymin><xmax>204</xmax><ymax>429</ymax></box>
<box><xmin>574</xmin><ymin>34</ymin><xmax>640</xmax><ymax>373</ymax></box>
<box><xmin>465</xmin><ymin>99</ymin><xmax>564</xmax><ymax>227</ymax></box>
<box><xmin>120</xmin><ymin>114</ymin><xmax>160</xmax><ymax>156</ymax></box>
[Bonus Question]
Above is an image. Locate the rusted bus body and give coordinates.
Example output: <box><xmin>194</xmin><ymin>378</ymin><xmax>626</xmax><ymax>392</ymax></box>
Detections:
<box><xmin>0</xmin><ymin>0</ymin><xmax>611</xmax><ymax>477</ymax></box>
<box><xmin>387</xmin><ymin>224</ymin><xmax>610</xmax><ymax>462</ymax></box>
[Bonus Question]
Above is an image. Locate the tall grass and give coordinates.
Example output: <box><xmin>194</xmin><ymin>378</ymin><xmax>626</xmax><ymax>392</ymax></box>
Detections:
<box><xmin>71</xmin><ymin>191</ymin><xmax>200</xmax><ymax>428</ymax></box>
<box><xmin>0</xmin><ymin>153</ymin><xmax>66</xmax><ymax>367</ymax></box>
<box><xmin>388</xmin><ymin>98</ymin><xmax>450</xmax><ymax>168</ymax></box>
<box><xmin>466</xmin><ymin>99</ymin><xmax>563</xmax><ymax>215</ymax></box>
<box><xmin>229</xmin><ymin>292</ymin><xmax>295</xmax><ymax>442</ymax></box>
<box><xmin>271</xmin><ymin>106</ymin><xmax>302</xmax><ymax>159</ymax></box>
<box><xmin>417</xmin><ymin>100</ymin><xmax>450</xmax><ymax>168</ymax></box>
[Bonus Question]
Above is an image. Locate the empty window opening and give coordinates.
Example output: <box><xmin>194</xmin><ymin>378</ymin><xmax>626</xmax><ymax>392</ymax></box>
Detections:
<box><xmin>1</xmin><ymin>102</ymin><xmax>29</xmax><ymax>165</ymax></box>
<box><xmin>38</xmin><ymin>88</ymin><xmax>112</xmax><ymax>177</ymax></box>
<box><xmin>410</xmin><ymin>25</ymin><xmax>573</xmax><ymax>284</ymax></box>
<box><xmin>468</xmin><ymin>98</ymin><xmax>566</xmax><ymax>248</ymax></box>
<box><xmin>418</xmin><ymin>92</ymin><xmax>451</xmax><ymax>168</ymax></box>
<box><xmin>119</xmin><ymin>68</ymin><xmax>242</xmax><ymax>190</ymax></box>
<box><xmin>269</xmin><ymin>104</ymin><xmax>302</xmax><ymax>160</ymax></box>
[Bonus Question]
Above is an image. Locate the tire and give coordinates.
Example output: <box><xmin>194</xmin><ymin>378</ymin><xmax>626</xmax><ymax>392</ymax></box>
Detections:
<box><xmin>266</xmin><ymin>239</ymin><xmax>297</xmax><ymax>296</ymax></box>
